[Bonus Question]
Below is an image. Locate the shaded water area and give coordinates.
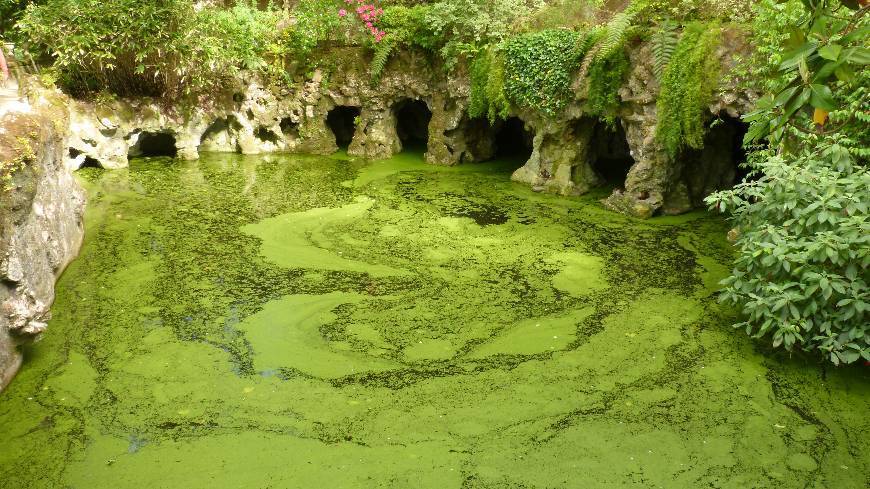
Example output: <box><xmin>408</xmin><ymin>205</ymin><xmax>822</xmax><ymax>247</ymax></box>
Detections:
<box><xmin>1</xmin><ymin>151</ymin><xmax>868</xmax><ymax>488</ymax></box>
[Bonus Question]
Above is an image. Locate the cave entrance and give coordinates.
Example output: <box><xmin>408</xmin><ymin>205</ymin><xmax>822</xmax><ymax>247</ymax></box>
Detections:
<box><xmin>714</xmin><ymin>114</ymin><xmax>750</xmax><ymax>184</ymax></box>
<box><xmin>130</xmin><ymin>131</ymin><xmax>177</xmax><ymax>158</ymax></box>
<box><xmin>79</xmin><ymin>156</ymin><xmax>103</xmax><ymax>169</ymax></box>
<box><xmin>589</xmin><ymin>120</ymin><xmax>634</xmax><ymax>189</ymax></box>
<box><xmin>200</xmin><ymin>116</ymin><xmax>242</xmax><ymax>153</ymax></box>
<box><xmin>681</xmin><ymin>114</ymin><xmax>750</xmax><ymax>205</ymax></box>
<box><xmin>326</xmin><ymin>106</ymin><xmax>360</xmax><ymax>149</ymax></box>
<box><xmin>393</xmin><ymin>99</ymin><xmax>431</xmax><ymax>151</ymax></box>
<box><xmin>492</xmin><ymin>117</ymin><xmax>534</xmax><ymax>164</ymax></box>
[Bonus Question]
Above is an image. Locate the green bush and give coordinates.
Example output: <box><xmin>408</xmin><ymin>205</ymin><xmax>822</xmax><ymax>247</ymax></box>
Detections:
<box><xmin>655</xmin><ymin>22</ymin><xmax>722</xmax><ymax>157</ymax></box>
<box><xmin>18</xmin><ymin>0</ymin><xmax>283</xmax><ymax>97</ymax></box>
<box><xmin>424</xmin><ymin>0</ymin><xmax>532</xmax><ymax>69</ymax></box>
<box><xmin>708</xmin><ymin>1</ymin><xmax>869</xmax><ymax>365</ymax></box>
<box><xmin>706</xmin><ymin>139</ymin><xmax>869</xmax><ymax>365</ymax></box>
<box><xmin>282</xmin><ymin>0</ymin><xmax>345</xmax><ymax>63</ymax></box>
<box><xmin>380</xmin><ymin>4</ymin><xmax>438</xmax><ymax>51</ymax></box>
<box><xmin>503</xmin><ymin>29</ymin><xmax>582</xmax><ymax>117</ymax></box>
<box><xmin>0</xmin><ymin>0</ymin><xmax>32</xmax><ymax>38</ymax></box>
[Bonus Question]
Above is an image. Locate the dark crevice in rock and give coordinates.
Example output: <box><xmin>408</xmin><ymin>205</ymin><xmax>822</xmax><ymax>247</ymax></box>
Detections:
<box><xmin>130</xmin><ymin>132</ymin><xmax>177</xmax><ymax>158</ymax></box>
<box><xmin>200</xmin><ymin>118</ymin><xmax>229</xmax><ymax>143</ymax></box>
<box><xmin>393</xmin><ymin>99</ymin><xmax>431</xmax><ymax>150</ymax></box>
<box><xmin>590</xmin><ymin>119</ymin><xmax>634</xmax><ymax>188</ymax></box>
<box><xmin>279</xmin><ymin>117</ymin><xmax>299</xmax><ymax>138</ymax></box>
<box><xmin>254</xmin><ymin>126</ymin><xmax>280</xmax><ymax>144</ymax></box>
<box><xmin>326</xmin><ymin>106</ymin><xmax>360</xmax><ymax>149</ymax></box>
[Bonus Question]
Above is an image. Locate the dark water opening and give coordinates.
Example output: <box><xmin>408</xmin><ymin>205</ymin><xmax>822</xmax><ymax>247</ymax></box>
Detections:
<box><xmin>394</xmin><ymin>99</ymin><xmax>431</xmax><ymax>150</ymax></box>
<box><xmin>493</xmin><ymin>117</ymin><xmax>533</xmax><ymax>162</ymax></box>
<box><xmin>326</xmin><ymin>106</ymin><xmax>360</xmax><ymax>149</ymax></box>
<box><xmin>590</xmin><ymin>120</ymin><xmax>634</xmax><ymax>188</ymax></box>
<box><xmin>133</xmin><ymin>132</ymin><xmax>177</xmax><ymax>158</ymax></box>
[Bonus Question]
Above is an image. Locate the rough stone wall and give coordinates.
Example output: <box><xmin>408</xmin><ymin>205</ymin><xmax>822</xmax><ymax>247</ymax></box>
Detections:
<box><xmin>62</xmin><ymin>35</ymin><xmax>756</xmax><ymax>219</ymax></box>
<box><xmin>0</xmin><ymin>99</ymin><xmax>85</xmax><ymax>391</ymax></box>
<box><xmin>64</xmin><ymin>48</ymin><xmax>474</xmax><ymax>169</ymax></box>
<box><xmin>509</xmin><ymin>32</ymin><xmax>756</xmax><ymax>218</ymax></box>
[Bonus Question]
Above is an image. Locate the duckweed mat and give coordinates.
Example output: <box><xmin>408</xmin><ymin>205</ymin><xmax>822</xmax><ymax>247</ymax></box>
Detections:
<box><xmin>1</xmin><ymin>152</ymin><xmax>868</xmax><ymax>488</ymax></box>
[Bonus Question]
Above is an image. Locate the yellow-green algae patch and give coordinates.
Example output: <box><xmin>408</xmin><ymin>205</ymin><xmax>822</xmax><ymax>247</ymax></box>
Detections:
<box><xmin>238</xmin><ymin>292</ymin><xmax>398</xmax><ymax>377</ymax></box>
<box><xmin>240</xmin><ymin>196</ymin><xmax>408</xmax><ymax>277</ymax></box>
<box><xmin>546</xmin><ymin>252</ymin><xmax>606</xmax><ymax>296</ymax></box>
<box><xmin>469</xmin><ymin>307</ymin><xmax>594</xmax><ymax>358</ymax></box>
<box><xmin>0</xmin><ymin>152</ymin><xmax>867</xmax><ymax>488</ymax></box>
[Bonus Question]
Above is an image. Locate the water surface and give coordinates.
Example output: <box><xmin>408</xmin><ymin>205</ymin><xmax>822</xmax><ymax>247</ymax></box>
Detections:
<box><xmin>1</xmin><ymin>152</ymin><xmax>867</xmax><ymax>488</ymax></box>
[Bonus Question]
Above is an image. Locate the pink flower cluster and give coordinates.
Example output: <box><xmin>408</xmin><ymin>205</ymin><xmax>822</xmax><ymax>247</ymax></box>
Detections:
<box><xmin>340</xmin><ymin>0</ymin><xmax>386</xmax><ymax>43</ymax></box>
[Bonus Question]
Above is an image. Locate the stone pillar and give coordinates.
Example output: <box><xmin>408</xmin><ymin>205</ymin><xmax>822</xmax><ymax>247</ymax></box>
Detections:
<box><xmin>348</xmin><ymin>107</ymin><xmax>400</xmax><ymax>160</ymax></box>
<box><xmin>512</xmin><ymin>118</ymin><xmax>601</xmax><ymax>196</ymax></box>
<box><xmin>424</xmin><ymin>94</ymin><xmax>467</xmax><ymax>166</ymax></box>
<box><xmin>603</xmin><ymin>106</ymin><xmax>681</xmax><ymax>218</ymax></box>
<box><xmin>296</xmin><ymin>102</ymin><xmax>337</xmax><ymax>155</ymax></box>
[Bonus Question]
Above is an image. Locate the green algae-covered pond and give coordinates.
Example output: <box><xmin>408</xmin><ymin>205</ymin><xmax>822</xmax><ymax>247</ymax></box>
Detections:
<box><xmin>1</xmin><ymin>152</ymin><xmax>868</xmax><ymax>488</ymax></box>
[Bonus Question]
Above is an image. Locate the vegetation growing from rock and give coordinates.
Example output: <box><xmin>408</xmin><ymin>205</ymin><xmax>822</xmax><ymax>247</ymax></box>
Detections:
<box><xmin>468</xmin><ymin>47</ymin><xmax>510</xmax><ymax>123</ymax></box>
<box><xmin>502</xmin><ymin>29</ymin><xmax>582</xmax><ymax>117</ymax></box>
<box><xmin>655</xmin><ymin>21</ymin><xmax>723</xmax><ymax>157</ymax></box>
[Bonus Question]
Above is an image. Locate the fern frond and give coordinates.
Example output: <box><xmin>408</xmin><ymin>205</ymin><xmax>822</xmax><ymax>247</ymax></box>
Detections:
<box><xmin>370</xmin><ymin>38</ymin><xmax>396</xmax><ymax>85</ymax></box>
<box><xmin>576</xmin><ymin>27</ymin><xmax>606</xmax><ymax>80</ymax></box>
<box><xmin>593</xmin><ymin>12</ymin><xmax>634</xmax><ymax>63</ymax></box>
<box><xmin>651</xmin><ymin>20</ymin><xmax>679</xmax><ymax>80</ymax></box>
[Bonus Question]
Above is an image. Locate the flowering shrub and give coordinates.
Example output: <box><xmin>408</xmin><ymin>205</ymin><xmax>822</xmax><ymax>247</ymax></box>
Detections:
<box><xmin>340</xmin><ymin>0</ymin><xmax>386</xmax><ymax>42</ymax></box>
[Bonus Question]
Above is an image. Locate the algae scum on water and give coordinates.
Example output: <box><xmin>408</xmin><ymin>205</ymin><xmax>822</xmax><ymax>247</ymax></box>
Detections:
<box><xmin>1</xmin><ymin>152</ymin><xmax>868</xmax><ymax>488</ymax></box>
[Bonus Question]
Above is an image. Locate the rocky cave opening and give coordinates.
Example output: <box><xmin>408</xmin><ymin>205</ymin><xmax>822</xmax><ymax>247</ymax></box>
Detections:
<box><xmin>69</xmin><ymin>148</ymin><xmax>104</xmax><ymax>170</ymax></box>
<box><xmin>492</xmin><ymin>117</ymin><xmax>534</xmax><ymax>164</ymax></box>
<box><xmin>589</xmin><ymin>120</ymin><xmax>634</xmax><ymax>189</ymax></box>
<box><xmin>679</xmin><ymin>114</ymin><xmax>751</xmax><ymax>206</ymax></box>
<box><xmin>79</xmin><ymin>156</ymin><xmax>103</xmax><ymax>169</ymax></box>
<box><xmin>393</xmin><ymin>99</ymin><xmax>432</xmax><ymax>151</ymax></box>
<box><xmin>280</xmin><ymin>117</ymin><xmax>299</xmax><ymax>139</ymax></box>
<box><xmin>326</xmin><ymin>106</ymin><xmax>360</xmax><ymax>149</ymax></box>
<box><xmin>130</xmin><ymin>131</ymin><xmax>178</xmax><ymax>158</ymax></box>
<box><xmin>200</xmin><ymin>117</ymin><xmax>237</xmax><ymax>152</ymax></box>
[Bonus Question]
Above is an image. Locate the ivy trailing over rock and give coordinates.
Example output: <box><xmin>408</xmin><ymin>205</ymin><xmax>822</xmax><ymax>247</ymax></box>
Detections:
<box><xmin>502</xmin><ymin>29</ymin><xmax>582</xmax><ymax>117</ymax></box>
<box><xmin>656</xmin><ymin>22</ymin><xmax>723</xmax><ymax>157</ymax></box>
